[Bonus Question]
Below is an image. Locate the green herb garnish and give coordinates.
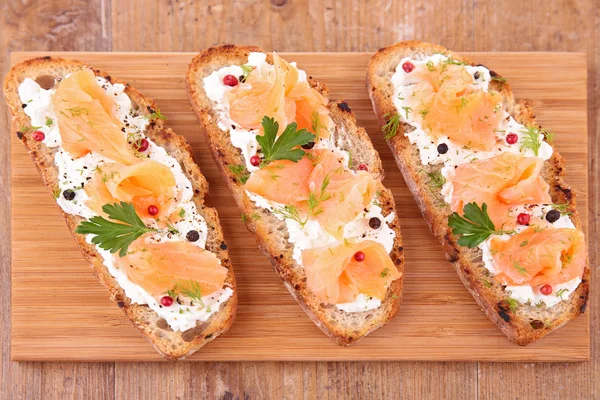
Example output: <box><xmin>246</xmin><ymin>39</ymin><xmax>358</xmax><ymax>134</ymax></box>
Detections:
<box><xmin>448</xmin><ymin>202</ymin><xmax>514</xmax><ymax>248</ymax></box>
<box><xmin>400</xmin><ymin>106</ymin><xmax>412</xmax><ymax>119</ymax></box>
<box><xmin>273</xmin><ymin>204</ymin><xmax>308</xmax><ymax>227</ymax></box>
<box><xmin>75</xmin><ymin>202</ymin><xmax>156</xmax><ymax>256</ymax></box>
<box><xmin>20</xmin><ymin>125</ymin><xmax>42</xmax><ymax>134</ymax></box>
<box><xmin>512</xmin><ymin>261</ymin><xmax>527</xmax><ymax>275</ymax></box>
<box><xmin>549</xmin><ymin>203</ymin><xmax>571</xmax><ymax>215</ymax></box>
<box><xmin>519</xmin><ymin>125</ymin><xmax>551</xmax><ymax>156</ymax></box>
<box><xmin>556</xmin><ymin>288</ymin><xmax>569</xmax><ymax>299</ymax></box>
<box><xmin>144</xmin><ymin>109</ymin><xmax>167</xmax><ymax>120</ymax></box>
<box><xmin>255</xmin><ymin>116</ymin><xmax>315</xmax><ymax>167</ymax></box>
<box><xmin>45</xmin><ymin>117</ymin><xmax>53</xmax><ymax>127</ymax></box>
<box><xmin>240</xmin><ymin>64</ymin><xmax>254</xmax><ymax>83</ymax></box>
<box><xmin>506</xmin><ymin>298</ymin><xmax>519</xmax><ymax>312</ymax></box>
<box><xmin>380</xmin><ymin>268</ymin><xmax>390</xmax><ymax>278</ymax></box>
<box><xmin>227</xmin><ymin>164</ymin><xmax>250</xmax><ymax>184</ymax></box>
<box><xmin>426</xmin><ymin>170</ymin><xmax>446</xmax><ymax>189</ymax></box>
<box><xmin>169</xmin><ymin>279</ymin><xmax>205</xmax><ymax>308</ymax></box>
<box><xmin>491</xmin><ymin>76</ymin><xmax>507</xmax><ymax>84</ymax></box>
<box><xmin>382</xmin><ymin>112</ymin><xmax>400</xmax><ymax>139</ymax></box>
<box><xmin>456</xmin><ymin>97</ymin><xmax>468</xmax><ymax>113</ymax></box>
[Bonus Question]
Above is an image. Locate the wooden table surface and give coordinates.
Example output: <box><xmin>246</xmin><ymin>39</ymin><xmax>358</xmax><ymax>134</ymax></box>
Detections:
<box><xmin>0</xmin><ymin>1</ymin><xmax>597</xmax><ymax>399</ymax></box>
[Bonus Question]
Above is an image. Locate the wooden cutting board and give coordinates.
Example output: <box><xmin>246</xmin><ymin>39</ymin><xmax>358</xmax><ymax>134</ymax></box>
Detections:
<box><xmin>9</xmin><ymin>51</ymin><xmax>589</xmax><ymax>362</ymax></box>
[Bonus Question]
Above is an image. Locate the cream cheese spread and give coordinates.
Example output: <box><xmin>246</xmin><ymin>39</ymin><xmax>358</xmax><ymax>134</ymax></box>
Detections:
<box><xmin>19</xmin><ymin>72</ymin><xmax>233</xmax><ymax>331</ymax></box>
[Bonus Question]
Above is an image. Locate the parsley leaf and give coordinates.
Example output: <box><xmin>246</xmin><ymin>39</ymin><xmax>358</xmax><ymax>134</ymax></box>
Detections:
<box><xmin>255</xmin><ymin>116</ymin><xmax>315</xmax><ymax>167</ymax></box>
<box><xmin>448</xmin><ymin>202</ymin><xmax>514</xmax><ymax>248</ymax></box>
<box><xmin>75</xmin><ymin>202</ymin><xmax>156</xmax><ymax>257</ymax></box>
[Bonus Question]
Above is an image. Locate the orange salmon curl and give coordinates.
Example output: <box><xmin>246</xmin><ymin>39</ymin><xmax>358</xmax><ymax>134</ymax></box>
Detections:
<box><xmin>85</xmin><ymin>160</ymin><xmax>177</xmax><ymax>220</ymax></box>
<box><xmin>52</xmin><ymin>68</ymin><xmax>139</xmax><ymax>165</ymax></box>
<box><xmin>303</xmin><ymin>240</ymin><xmax>401</xmax><ymax>305</ymax></box>
<box><xmin>228</xmin><ymin>53</ymin><xmax>333</xmax><ymax>138</ymax></box>
<box><xmin>490</xmin><ymin>227</ymin><xmax>586</xmax><ymax>287</ymax></box>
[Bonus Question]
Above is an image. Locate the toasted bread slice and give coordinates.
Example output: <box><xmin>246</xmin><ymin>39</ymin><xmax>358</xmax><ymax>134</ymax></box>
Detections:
<box><xmin>4</xmin><ymin>57</ymin><xmax>237</xmax><ymax>359</ymax></box>
<box><xmin>367</xmin><ymin>40</ymin><xmax>589</xmax><ymax>345</ymax></box>
<box><xmin>186</xmin><ymin>45</ymin><xmax>404</xmax><ymax>345</ymax></box>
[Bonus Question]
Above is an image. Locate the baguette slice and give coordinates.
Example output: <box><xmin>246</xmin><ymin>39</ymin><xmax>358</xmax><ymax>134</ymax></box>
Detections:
<box><xmin>4</xmin><ymin>57</ymin><xmax>238</xmax><ymax>359</ymax></box>
<box><xmin>186</xmin><ymin>45</ymin><xmax>404</xmax><ymax>345</ymax></box>
<box><xmin>367</xmin><ymin>40</ymin><xmax>590</xmax><ymax>345</ymax></box>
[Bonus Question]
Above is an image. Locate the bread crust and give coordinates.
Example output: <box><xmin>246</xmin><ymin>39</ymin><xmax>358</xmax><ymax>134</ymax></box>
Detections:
<box><xmin>186</xmin><ymin>45</ymin><xmax>404</xmax><ymax>345</ymax></box>
<box><xmin>4</xmin><ymin>57</ymin><xmax>238</xmax><ymax>360</ymax></box>
<box><xmin>367</xmin><ymin>40</ymin><xmax>590</xmax><ymax>345</ymax></box>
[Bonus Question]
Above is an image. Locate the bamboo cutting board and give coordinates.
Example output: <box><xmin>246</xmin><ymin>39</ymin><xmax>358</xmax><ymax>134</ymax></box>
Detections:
<box><xmin>9</xmin><ymin>52</ymin><xmax>589</xmax><ymax>361</ymax></box>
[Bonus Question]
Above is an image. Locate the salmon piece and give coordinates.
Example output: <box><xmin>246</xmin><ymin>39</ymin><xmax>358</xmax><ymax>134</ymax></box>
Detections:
<box><xmin>228</xmin><ymin>53</ymin><xmax>332</xmax><ymax>138</ymax></box>
<box><xmin>52</xmin><ymin>69</ymin><xmax>138</xmax><ymax>164</ymax></box>
<box><xmin>244</xmin><ymin>157</ymin><xmax>314</xmax><ymax>204</ymax></box>
<box><xmin>302</xmin><ymin>240</ymin><xmax>400</xmax><ymax>304</ymax></box>
<box><xmin>115</xmin><ymin>241</ymin><xmax>228</xmax><ymax>297</ymax></box>
<box><xmin>307</xmin><ymin>151</ymin><xmax>379</xmax><ymax>238</ymax></box>
<box><xmin>245</xmin><ymin>150</ymin><xmax>378</xmax><ymax>237</ymax></box>
<box><xmin>406</xmin><ymin>64</ymin><xmax>503</xmax><ymax>151</ymax></box>
<box><xmin>451</xmin><ymin>153</ymin><xmax>551</xmax><ymax>227</ymax></box>
<box><xmin>85</xmin><ymin>160</ymin><xmax>177</xmax><ymax>219</ymax></box>
<box><xmin>490</xmin><ymin>227</ymin><xmax>586</xmax><ymax>286</ymax></box>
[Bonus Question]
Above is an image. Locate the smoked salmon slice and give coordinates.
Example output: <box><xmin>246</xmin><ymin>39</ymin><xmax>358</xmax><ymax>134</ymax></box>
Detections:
<box><xmin>85</xmin><ymin>159</ymin><xmax>177</xmax><ymax>219</ymax></box>
<box><xmin>451</xmin><ymin>152</ymin><xmax>551</xmax><ymax>226</ymax></box>
<box><xmin>228</xmin><ymin>53</ymin><xmax>332</xmax><ymax>138</ymax></box>
<box><xmin>490</xmin><ymin>227</ymin><xmax>586</xmax><ymax>286</ymax></box>
<box><xmin>52</xmin><ymin>68</ymin><xmax>138</xmax><ymax>164</ymax></box>
<box><xmin>303</xmin><ymin>240</ymin><xmax>401</xmax><ymax>304</ymax></box>
<box><xmin>244</xmin><ymin>157</ymin><xmax>314</xmax><ymax>204</ymax></box>
<box><xmin>115</xmin><ymin>240</ymin><xmax>228</xmax><ymax>297</ymax></box>
<box><xmin>406</xmin><ymin>64</ymin><xmax>503</xmax><ymax>151</ymax></box>
<box><xmin>244</xmin><ymin>150</ymin><xmax>378</xmax><ymax>238</ymax></box>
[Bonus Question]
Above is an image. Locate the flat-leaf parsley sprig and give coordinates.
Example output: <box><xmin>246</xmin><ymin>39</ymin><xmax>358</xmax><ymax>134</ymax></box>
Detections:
<box><xmin>448</xmin><ymin>202</ymin><xmax>514</xmax><ymax>248</ymax></box>
<box><xmin>76</xmin><ymin>202</ymin><xmax>157</xmax><ymax>256</ymax></box>
<box><xmin>255</xmin><ymin>116</ymin><xmax>315</xmax><ymax>167</ymax></box>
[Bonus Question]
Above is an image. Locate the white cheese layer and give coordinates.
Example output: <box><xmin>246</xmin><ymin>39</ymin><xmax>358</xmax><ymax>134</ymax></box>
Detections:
<box><xmin>205</xmin><ymin>54</ymin><xmax>397</xmax><ymax>312</ymax></box>
<box><xmin>19</xmin><ymin>74</ymin><xmax>233</xmax><ymax>331</ymax></box>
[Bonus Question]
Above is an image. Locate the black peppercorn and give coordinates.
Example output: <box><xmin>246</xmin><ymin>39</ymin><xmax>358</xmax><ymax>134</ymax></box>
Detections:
<box><xmin>220</xmin><ymin>243</ymin><xmax>228</xmax><ymax>250</ymax></box>
<box><xmin>186</xmin><ymin>230</ymin><xmax>200</xmax><ymax>242</ymax></box>
<box><xmin>474</xmin><ymin>71</ymin><xmax>481</xmax><ymax>80</ymax></box>
<box><xmin>62</xmin><ymin>189</ymin><xmax>76</xmax><ymax>201</ymax></box>
<box><xmin>545</xmin><ymin>209</ymin><xmax>561</xmax><ymax>223</ymax></box>
<box><xmin>369</xmin><ymin>217</ymin><xmax>382</xmax><ymax>229</ymax></box>
<box><xmin>301</xmin><ymin>141</ymin><xmax>315</xmax><ymax>150</ymax></box>
<box><xmin>437</xmin><ymin>143</ymin><xmax>449</xmax><ymax>154</ymax></box>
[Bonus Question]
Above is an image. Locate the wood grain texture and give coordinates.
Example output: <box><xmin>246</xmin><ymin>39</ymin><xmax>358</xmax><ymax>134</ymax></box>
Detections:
<box><xmin>1</xmin><ymin>0</ymin><xmax>598</xmax><ymax>398</ymax></box>
<box><xmin>9</xmin><ymin>51</ymin><xmax>589</xmax><ymax>363</ymax></box>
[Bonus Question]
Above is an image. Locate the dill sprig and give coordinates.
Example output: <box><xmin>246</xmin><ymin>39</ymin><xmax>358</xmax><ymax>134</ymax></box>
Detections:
<box><xmin>382</xmin><ymin>112</ymin><xmax>401</xmax><ymax>139</ymax></box>
<box><xmin>168</xmin><ymin>279</ymin><xmax>205</xmax><ymax>308</ymax></box>
<box><xmin>519</xmin><ymin>125</ymin><xmax>549</xmax><ymax>156</ymax></box>
<box><xmin>426</xmin><ymin>170</ymin><xmax>446</xmax><ymax>189</ymax></box>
